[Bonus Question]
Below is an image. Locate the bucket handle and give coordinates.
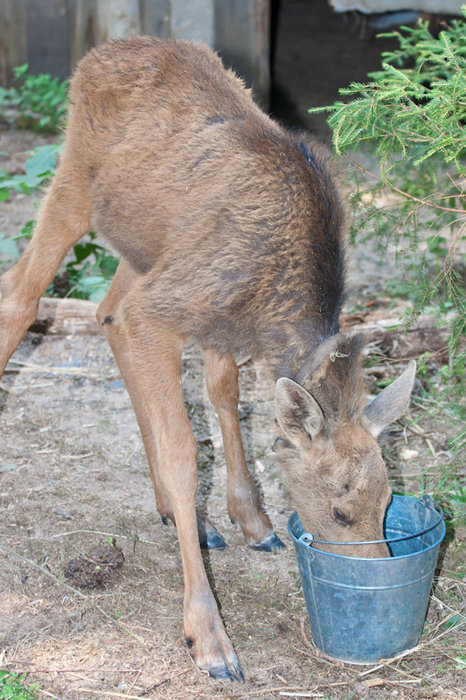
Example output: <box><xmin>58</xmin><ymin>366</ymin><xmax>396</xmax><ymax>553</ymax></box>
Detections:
<box><xmin>297</xmin><ymin>496</ymin><xmax>443</xmax><ymax>548</ymax></box>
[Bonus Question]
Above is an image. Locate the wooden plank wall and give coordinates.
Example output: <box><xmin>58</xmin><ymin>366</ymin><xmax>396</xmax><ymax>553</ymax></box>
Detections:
<box><xmin>215</xmin><ymin>0</ymin><xmax>270</xmax><ymax>108</ymax></box>
<box><xmin>27</xmin><ymin>0</ymin><xmax>70</xmax><ymax>80</ymax></box>
<box><xmin>0</xmin><ymin>0</ymin><xmax>271</xmax><ymax>105</ymax></box>
<box><xmin>0</xmin><ymin>0</ymin><xmax>28</xmax><ymax>85</ymax></box>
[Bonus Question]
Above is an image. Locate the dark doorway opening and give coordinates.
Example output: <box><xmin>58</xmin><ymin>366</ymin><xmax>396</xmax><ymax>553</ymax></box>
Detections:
<box><xmin>271</xmin><ymin>0</ymin><xmax>403</xmax><ymax>138</ymax></box>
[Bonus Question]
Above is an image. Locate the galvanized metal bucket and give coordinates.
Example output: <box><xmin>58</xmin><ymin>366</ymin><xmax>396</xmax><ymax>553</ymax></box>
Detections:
<box><xmin>288</xmin><ymin>495</ymin><xmax>445</xmax><ymax>664</ymax></box>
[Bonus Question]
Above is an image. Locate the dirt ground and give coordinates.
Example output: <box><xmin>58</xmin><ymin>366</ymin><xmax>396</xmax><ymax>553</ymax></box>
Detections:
<box><xmin>1</xmin><ymin>313</ymin><xmax>465</xmax><ymax>700</ymax></box>
<box><xmin>1</xmin><ymin>2</ymin><xmax>465</xmax><ymax>699</ymax></box>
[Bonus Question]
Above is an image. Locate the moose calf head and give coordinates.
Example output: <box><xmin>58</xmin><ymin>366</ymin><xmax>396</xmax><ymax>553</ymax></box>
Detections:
<box><xmin>274</xmin><ymin>334</ymin><xmax>416</xmax><ymax>558</ymax></box>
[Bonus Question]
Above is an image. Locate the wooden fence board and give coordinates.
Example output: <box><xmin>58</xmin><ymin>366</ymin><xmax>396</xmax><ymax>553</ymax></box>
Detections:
<box><xmin>214</xmin><ymin>0</ymin><xmax>270</xmax><ymax>108</ymax></box>
<box><xmin>0</xmin><ymin>0</ymin><xmax>27</xmax><ymax>85</ymax></box>
<box><xmin>26</xmin><ymin>0</ymin><xmax>70</xmax><ymax>80</ymax></box>
<box><xmin>1</xmin><ymin>0</ymin><xmax>271</xmax><ymax>105</ymax></box>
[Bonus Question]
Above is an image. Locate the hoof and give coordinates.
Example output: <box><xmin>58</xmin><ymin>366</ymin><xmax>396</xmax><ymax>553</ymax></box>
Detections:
<box><xmin>197</xmin><ymin>515</ymin><xmax>227</xmax><ymax>550</ymax></box>
<box><xmin>250</xmin><ymin>531</ymin><xmax>285</xmax><ymax>552</ymax></box>
<box><xmin>205</xmin><ymin>655</ymin><xmax>244</xmax><ymax>682</ymax></box>
<box><xmin>200</xmin><ymin>529</ymin><xmax>227</xmax><ymax>551</ymax></box>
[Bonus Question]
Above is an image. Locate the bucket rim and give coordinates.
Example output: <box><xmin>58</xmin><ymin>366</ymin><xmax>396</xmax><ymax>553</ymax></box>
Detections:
<box><xmin>288</xmin><ymin>494</ymin><xmax>445</xmax><ymax>560</ymax></box>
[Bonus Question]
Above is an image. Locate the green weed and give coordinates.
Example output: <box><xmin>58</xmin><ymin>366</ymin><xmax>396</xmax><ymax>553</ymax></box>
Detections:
<box><xmin>0</xmin><ymin>143</ymin><xmax>60</xmax><ymax>259</ymax></box>
<box><xmin>0</xmin><ymin>64</ymin><xmax>68</xmax><ymax>132</ymax></box>
<box><xmin>0</xmin><ymin>143</ymin><xmax>59</xmax><ymax>203</ymax></box>
<box><xmin>0</xmin><ymin>670</ymin><xmax>38</xmax><ymax>700</ymax></box>
<box><xmin>0</xmin><ymin>144</ymin><xmax>118</xmax><ymax>302</ymax></box>
<box><xmin>49</xmin><ymin>233</ymin><xmax>119</xmax><ymax>302</ymax></box>
<box><xmin>0</xmin><ymin>65</ymin><xmax>119</xmax><ymax>301</ymax></box>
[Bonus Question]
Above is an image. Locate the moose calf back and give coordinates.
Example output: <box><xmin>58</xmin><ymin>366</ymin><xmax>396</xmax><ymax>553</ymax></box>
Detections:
<box><xmin>65</xmin><ymin>36</ymin><xmax>345</xmax><ymax>373</ymax></box>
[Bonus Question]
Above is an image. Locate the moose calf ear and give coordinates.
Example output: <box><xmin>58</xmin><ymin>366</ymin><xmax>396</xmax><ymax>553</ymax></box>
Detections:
<box><xmin>363</xmin><ymin>360</ymin><xmax>416</xmax><ymax>438</ymax></box>
<box><xmin>275</xmin><ymin>377</ymin><xmax>324</xmax><ymax>447</ymax></box>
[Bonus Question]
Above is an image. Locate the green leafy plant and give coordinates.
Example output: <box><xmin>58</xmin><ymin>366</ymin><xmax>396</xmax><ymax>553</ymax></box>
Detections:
<box><xmin>0</xmin><ymin>144</ymin><xmax>119</xmax><ymax>302</ymax></box>
<box><xmin>0</xmin><ymin>143</ymin><xmax>60</xmax><ymax>258</ymax></box>
<box><xmin>49</xmin><ymin>233</ymin><xmax>119</xmax><ymax>302</ymax></box>
<box><xmin>0</xmin><ymin>65</ymin><xmax>119</xmax><ymax>300</ymax></box>
<box><xmin>0</xmin><ymin>671</ymin><xmax>38</xmax><ymax>700</ymax></box>
<box><xmin>0</xmin><ymin>143</ymin><xmax>59</xmax><ymax>199</ymax></box>
<box><xmin>310</xmin><ymin>11</ymin><xmax>465</xmax><ymax>347</ymax></box>
<box><xmin>0</xmin><ymin>64</ymin><xmax>68</xmax><ymax>132</ymax></box>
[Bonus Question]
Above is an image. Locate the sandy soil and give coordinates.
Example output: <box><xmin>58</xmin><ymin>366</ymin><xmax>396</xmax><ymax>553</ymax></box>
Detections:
<box><xmin>0</xmin><ymin>324</ymin><xmax>465</xmax><ymax>700</ymax></box>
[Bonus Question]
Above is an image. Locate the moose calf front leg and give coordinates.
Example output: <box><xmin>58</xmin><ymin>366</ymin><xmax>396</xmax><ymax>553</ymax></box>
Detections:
<box><xmin>126</xmin><ymin>321</ymin><xmax>243</xmax><ymax>680</ymax></box>
<box><xmin>203</xmin><ymin>350</ymin><xmax>284</xmax><ymax>551</ymax></box>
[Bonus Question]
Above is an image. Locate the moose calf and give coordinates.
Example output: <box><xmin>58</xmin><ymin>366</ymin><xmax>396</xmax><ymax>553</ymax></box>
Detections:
<box><xmin>0</xmin><ymin>37</ymin><xmax>416</xmax><ymax>680</ymax></box>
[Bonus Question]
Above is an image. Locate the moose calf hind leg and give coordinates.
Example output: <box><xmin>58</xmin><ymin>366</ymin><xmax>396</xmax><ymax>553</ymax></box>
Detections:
<box><xmin>0</xmin><ymin>172</ymin><xmax>91</xmax><ymax>377</ymax></box>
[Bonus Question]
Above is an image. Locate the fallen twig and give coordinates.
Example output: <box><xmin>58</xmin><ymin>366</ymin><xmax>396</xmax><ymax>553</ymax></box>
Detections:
<box><xmin>279</xmin><ymin>691</ymin><xmax>325</xmax><ymax>698</ymax></box>
<box><xmin>6</xmin><ymin>665</ymin><xmax>141</xmax><ymax>675</ymax></box>
<box><xmin>224</xmin><ymin>681</ymin><xmax>352</xmax><ymax>699</ymax></box>
<box><xmin>137</xmin><ymin>667</ymin><xmax>191</xmax><ymax>696</ymax></box>
<box><xmin>78</xmin><ymin>691</ymin><xmax>146</xmax><ymax>699</ymax></box>
<box><xmin>279</xmin><ymin>693</ymin><xmax>324</xmax><ymax>698</ymax></box>
<box><xmin>0</xmin><ymin>542</ymin><xmax>88</xmax><ymax>600</ymax></box>
<box><xmin>38</xmin><ymin>689</ymin><xmax>62</xmax><ymax>699</ymax></box>
<box><xmin>358</xmin><ymin>645</ymin><xmax>420</xmax><ymax>679</ymax></box>
<box><xmin>355</xmin><ymin>618</ymin><xmax>466</xmax><ymax>684</ymax></box>
<box><xmin>5</xmin><ymin>358</ymin><xmax>119</xmax><ymax>381</ymax></box>
<box><xmin>423</xmin><ymin>617</ymin><xmax>466</xmax><ymax>647</ymax></box>
<box><xmin>51</xmin><ymin>528</ymin><xmax>157</xmax><ymax>546</ymax></box>
<box><xmin>61</xmin><ymin>452</ymin><xmax>94</xmax><ymax>460</ymax></box>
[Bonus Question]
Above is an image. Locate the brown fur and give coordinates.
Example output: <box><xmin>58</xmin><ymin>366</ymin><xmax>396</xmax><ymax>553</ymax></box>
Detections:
<box><xmin>65</xmin><ymin>37</ymin><xmax>347</xmax><ymax>375</ymax></box>
<box><xmin>0</xmin><ymin>38</ymin><xmax>416</xmax><ymax>680</ymax></box>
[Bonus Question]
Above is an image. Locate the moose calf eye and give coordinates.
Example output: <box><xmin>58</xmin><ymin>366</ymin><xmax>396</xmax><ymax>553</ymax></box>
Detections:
<box><xmin>333</xmin><ymin>507</ymin><xmax>349</xmax><ymax>525</ymax></box>
<box><xmin>271</xmin><ymin>436</ymin><xmax>292</xmax><ymax>452</ymax></box>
